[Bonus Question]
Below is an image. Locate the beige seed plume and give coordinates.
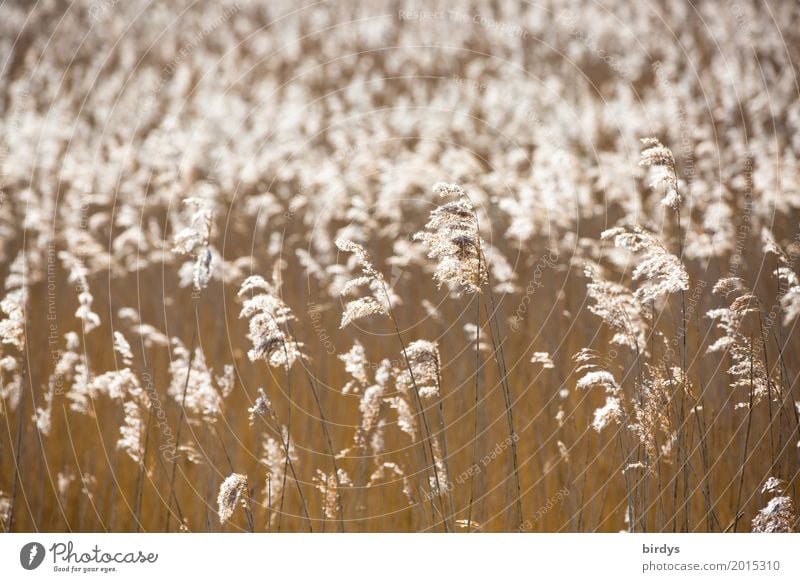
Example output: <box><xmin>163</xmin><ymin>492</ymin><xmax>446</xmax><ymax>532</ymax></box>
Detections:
<box><xmin>584</xmin><ymin>263</ymin><xmax>648</xmax><ymax>353</ymax></box>
<box><xmin>576</xmin><ymin>370</ymin><xmax>623</xmax><ymax>432</ymax></box>
<box><xmin>455</xmin><ymin>519</ymin><xmax>482</xmax><ymax>531</ymax></box>
<box><xmin>167</xmin><ymin>339</ymin><xmax>223</xmax><ymax>421</ymax></box>
<box><xmin>60</xmin><ymin>251</ymin><xmax>101</xmax><ymax>333</ymax></box>
<box><xmin>0</xmin><ymin>492</ymin><xmax>11</xmax><ymax>529</ymax></box>
<box><xmin>530</xmin><ymin>351</ymin><xmax>554</xmax><ymax>368</ymax></box>
<box><xmin>259</xmin><ymin>427</ymin><xmax>296</xmax><ymax>525</ymax></box>
<box><xmin>601</xmin><ymin>225</ymin><xmax>689</xmax><ymax>304</ymax></box>
<box><xmin>335</xmin><ymin>238</ymin><xmax>390</xmax><ymax>328</ymax></box>
<box><xmin>414</xmin><ymin>183</ymin><xmax>486</xmax><ymax>295</ymax></box>
<box><xmin>0</xmin><ymin>255</ymin><xmax>27</xmax><ymax>350</ymax></box>
<box><xmin>389</xmin><ymin>394</ymin><xmax>417</xmax><ymax>442</ymax></box>
<box><xmin>217</xmin><ymin>473</ymin><xmax>249</xmax><ymax>525</ymax></box>
<box><xmin>313</xmin><ymin>469</ymin><xmax>352</xmax><ymax>520</ymax></box>
<box><xmin>762</xmin><ymin>229</ymin><xmax>800</xmax><ymax>326</ymax></box>
<box><xmin>172</xmin><ymin>197</ymin><xmax>214</xmax><ymax>291</ymax></box>
<box><xmin>247</xmin><ymin>387</ymin><xmax>273</xmax><ymax>425</ymax></box>
<box><xmin>639</xmin><ymin>137</ymin><xmax>680</xmax><ymax>210</ymax></box>
<box><xmin>113</xmin><ymin>332</ymin><xmax>134</xmax><ymax>367</ymax></box>
<box><xmin>752</xmin><ymin>478</ymin><xmax>797</xmax><ymax>533</ymax></box>
<box><xmin>339</xmin><ymin>341</ymin><xmax>370</xmax><ymax>394</ymax></box>
<box><xmin>396</xmin><ymin>340</ymin><xmax>441</xmax><ymax>399</ymax></box>
<box><xmin>238</xmin><ymin>275</ymin><xmax>303</xmax><ymax>369</ymax></box>
<box><xmin>117</xmin><ymin>400</ymin><xmax>144</xmax><ymax>463</ymax></box>
<box><xmin>706</xmin><ymin>279</ymin><xmax>770</xmax><ymax>405</ymax></box>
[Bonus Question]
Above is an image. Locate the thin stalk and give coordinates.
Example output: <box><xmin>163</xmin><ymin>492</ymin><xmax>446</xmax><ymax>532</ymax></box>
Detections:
<box><xmin>165</xmin><ymin>303</ymin><xmax>199</xmax><ymax>532</ymax></box>
<box><xmin>256</xmin><ymin>402</ymin><xmax>312</xmax><ymax>532</ymax></box>
<box><xmin>243</xmin><ymin>486</ymin><xmax>255</xmax><ymax>533</ymax></box>
<box><xmin>213</xmin><ymin>424</ymin><xmax>235</xmax><ymax>473</ymax></box>
<box><xmin>296</xmin><ymin>362</ymin><xmax>345</xmax><ymax>532</ymax></box>
<box><xmin>266</xmin><ymin>474</ymin><xmax>272</xmax><ymax>533</ymax></box>
<box><xmin>476</xmin><ymin>233</ymin><xmax>523</xmax><ymax>530</ymax></box>
<box><xmin>279</xmin><ymin>431</ymin><xmax>312</xmax><ymax>532</ymax></box>
<box><xmin>381</xmin><ymin>282</ymin><xmax>449</xmax><ymax>532</ymax></box>
<box><xmin>482</xmin><ymin>295</ymin><xmax>523</xmax><ymax>530</ymax></box>
<box><xmin>692</xmin><ymin>397</ymin><xmax>718</xmax><ymax>531</ymax></box>
<box><xmin>732</xmin><ymin>338</ymin><xmax>756</xmax><ymax>532</ymax></box>
<box><xmin>280</xmin><ymin>319</ymin><xmax>345</xmax><ymax>532</ymax></box>
<box><xmin>277</xmin><ymin>363</ymin><xmax>292</xmax><ymax>531</ymax></box>
<box><xmin>467</xmin><ymin>288</ymin><xmax>481</xmax><ymax>531</ymax></box>
<box><xmin>433</xmin><ymin>359</ymin><xmax>456</xmax><ymax>525</ymax></box>
<box><xmin>691</xmin><ymin>317</ymin><xmax>718</xmax><ymax>531</ymax></box>
<box><xmin>133</xmin><ymin>402</ymin><xmax>154</xmax><ymax>532</ymax></box>
<box><xmin>618</xmin><ymin>429</ymin><xmax>636</xmax><ymax>532</ymax></box>
<box><xmin>756</xmin><ymin>312</ymin><xmax>776</xmax><ymax>468</ymax></box>
<box><xmin>675</xmin><ymin>178</ymin><xmax>690</xmax><ymax>533</ymax></box>
<box><xmin>9</xmin><ymin>363</ymin><xmax>28</xmax><ymax>531</ymax></box>
<box><xmin>575</xmin><ymin>441</ymin><xmax>592</xmax><ymax>532</ymax></box>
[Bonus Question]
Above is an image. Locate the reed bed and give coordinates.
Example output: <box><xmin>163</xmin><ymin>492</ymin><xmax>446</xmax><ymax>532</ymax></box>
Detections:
<box><xmin>0</xmin><ymin>0</ymin><xmax>798</xmax><ymax>533</ymax></box>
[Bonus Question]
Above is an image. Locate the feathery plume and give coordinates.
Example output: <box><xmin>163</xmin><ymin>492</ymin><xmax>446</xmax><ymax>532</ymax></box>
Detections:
<box><xmin>762</xmin><ymin>229</ymin><xmax>800</xmax><ymax>325</ymax></box>
<box><xmin>639</xmin><ymin>138</ymin><xmax>680</xmax><ymax>210</ymax></box>
<box><xmin>706</xmin><ymin>279</ymin><xmax>771</xmax><ymax>405</ymax></box>
<box><xmin>35</xmin><ymin>332</ymin><xmax>81</xmax><ymax>434</ymax></box>
<box><xmin>172</xmin><ymin>197</ymin><xmax>214</xmax><ymax>291</ymax></box>
<box><xmin>602</xmin><ymin>225</ymin><xmax>689</xmax><ymax>303</ymax></box>
<box><xmin>576</xmin><ymin>370</ymin><xmax>623</xmax><ymax>432</ymax></box>
<box><xmin>414</xmin><ymin>183</ymin><xmax>486</xmax><ymax>295</ymax></box>
<box><xmin>335</xmin><ymin>239</ymin><xmax>391</xmax><ymax>328</ymax></box>
<box><xmin>0</xmin><ymin>254</ymin><xmax>27</xmax><ymax>350</ymax></box>
<box><xmin>217</xmin><ymin>473</ymin><xmax>249</xmax><ymax>525</ymax></box>
<box><xmin>530</xmin><ymin>351</ymin><xmax>554</xmax><ymax>368</ymax></box>
<box><xmin>313</xmin><ymin>469</ymin><xmax>352</xmax><ymax>520</ymax></box>
<box><xmin>167</xmin><ymin>339</ymin><xmax>223</xmax><ymax>421</ymax></box>
<box><xmin>584</xmin><ymin>263</ymin><xmax>648</xmax><ymax>353</ymax></box>
<box><xmin>259</xmin><ymin>427</ymin><xmax>296</xmax><ymax>523</ymax></box>
<box><xmin>247</xmin><ymin>388</ymin><xmax>273</xmax><ymax>425</ymax></box>
<box><xmin>113</xmin><ymin>332</ymin><xmax>134</xmax><ymax>367</ymax></box>
<box><xmin>389</xmin><ymin>393</ymin><xmax>417</xmax><ymax>442</ymax></box>
<box><xmin>752</xmin><ymin>497</ymin><xmax>797</xmax><ymax>532</ymax></box>
<box><xmin>0</xmin><ymin>356</ymin><xmax>22</xmax><ymax>414</ymax></box>
<box><xmin>395</xmin><ymin>340</ymin><xmax>441</xmax><ymax>399</ymax></box>
<box><xmin>238</xmin><ymin>275</ymin><xmax>302</xmax><ymax>369</ymax></box>
<box><xmin>59</xmin><ymin>251</ymin><xmax>101</xmax><ymax>333</ymax></box>
<box><xmin>752</xmin><ymin>478</ymin><xmax>797</xmax><ymax>533</ymax></box>
<box><xmin>339</xmin><ymin>341</ymin><xmax>370</xmax><ymax>394</ymax></box>
<box><xmin>629</xmin><ymin>364</ymin><xmax>679</xmax><ymax>462</ymax></box>
<box><xmin>117</xmin><ymin>400</ymin><xmax>145</xmax><ymax>463</ymax></box>
<box><xmin>0</xmin><ymin>493</ymin><xmax>10</xmax><ymax>530</ymax></box>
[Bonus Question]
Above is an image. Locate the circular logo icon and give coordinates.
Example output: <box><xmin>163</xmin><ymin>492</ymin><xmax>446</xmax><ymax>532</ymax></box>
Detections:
<box><xmin>20</xmin><ymin>542</ymin><xmax>46</xmax><ymax>570</ymax></box>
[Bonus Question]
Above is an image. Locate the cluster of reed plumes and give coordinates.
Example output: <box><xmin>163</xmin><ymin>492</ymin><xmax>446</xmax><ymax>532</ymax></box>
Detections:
<box><xmin>1</xmin><ymin>0</ymin><xmax>799</xmax><ymax>533</ymax></box>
